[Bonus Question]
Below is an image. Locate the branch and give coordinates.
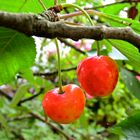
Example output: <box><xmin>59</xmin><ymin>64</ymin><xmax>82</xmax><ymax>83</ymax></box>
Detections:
<box><xmin>85</xmin><ymin>0</ymin><xmax>140</xmax><ymax>10</ymax></box>
<box><xmin>11</xmin><ymin>131</ymin><xmax>25</xmax><ymax>140</ymax></box>
<box><xmin>0</xmin><ymin>11</ymin><xmax>140</xmax><ymax>50</ymax></box>
<box><xmin>18</xmin><ymin>87</ymin><xmax>44</xmax><ymax>105</ymax></box>
<box><xmin>0</xmin><ymin>90</ymin><xmax>12</xmax><ymax>100</ymax></box>
<box><xmin>30</xmin><ymin>112</ymin><xmax>74</xmax><ymax>140</ymax></box>
<box><xmin>34</xmin><ymin>67</ymin><xmax>77</xmax><ymax>77</ymax></box>
<box><xmin>8</xmin><ymin>115</ymin><xmax>32</xmax><ymax>122</ymax></box>
<box><xmin>59</xmin><ymin>38</ymin><xmax>86</xmax><ymax>55</ymax></box>
<box><xmin>9</xmin><ymin>113</ymin><xmax>74</xmax><ymax>140</ymax></box>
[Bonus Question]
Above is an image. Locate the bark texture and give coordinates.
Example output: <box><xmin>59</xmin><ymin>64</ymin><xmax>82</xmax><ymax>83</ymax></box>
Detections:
<box><xmin>0</xmin><ymin>11</ymin><xmax>140</xmax><ymax>50</ymax></box>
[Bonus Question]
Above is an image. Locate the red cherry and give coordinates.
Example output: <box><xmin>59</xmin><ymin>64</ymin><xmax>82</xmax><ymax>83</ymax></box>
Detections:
<box><xmin>42</xmin><ymin>84</ymin><xmax>85</xmax><ymax>124</ymax></box>
<box><xmin>128</xmin><ymin>6</ymin><xmax>138</xmax><ymax>19</ymax></box>
<box><xmin>77</xmin><ymin>56</ymin><xmax>119</xmax><ymax>97</ymax></box>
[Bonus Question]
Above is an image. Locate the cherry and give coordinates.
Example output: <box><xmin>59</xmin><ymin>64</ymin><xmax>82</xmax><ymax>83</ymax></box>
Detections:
<box><xmin>128</xmin><ymin>6</ymin><xmax>138</xmax><ymax>19</ymax></box>
<box><xmin>77</xmin><ymin>56</ymin><xmax>119</xmax><ymax>97</ymax></box>
<box><xmin>42</xmin><ymin>84</ymin><xmax>85</xmax><ymax>124</ymax></box>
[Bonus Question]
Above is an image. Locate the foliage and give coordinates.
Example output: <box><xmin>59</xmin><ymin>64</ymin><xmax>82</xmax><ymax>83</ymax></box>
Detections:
<box><xmin>0</xmin><ymin>27</ymin><xmax>36</xmax><ymax>84</ymax></box>
<box><xmin>0</xmin><ymin>0</ymin><xmax>140</xmax><ymax>140</ymax></box>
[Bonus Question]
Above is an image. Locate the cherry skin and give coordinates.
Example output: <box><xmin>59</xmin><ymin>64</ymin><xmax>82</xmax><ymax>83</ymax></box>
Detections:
<box><xmin>77</xmin><ymin>56</ymin><xmax>119</xmax><ymax>97</ymax></box>
<box><xmin>42</xmin><ymin>84</ymin><xmax>85</xmax><ymax>124</ymax></box>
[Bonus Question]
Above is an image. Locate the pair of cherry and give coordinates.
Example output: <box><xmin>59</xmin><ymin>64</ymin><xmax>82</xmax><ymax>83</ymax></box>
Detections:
<box><xmin>42</xmin><ymin>56</ymin><xmax>119</xmax><ymax>124</ymax></box>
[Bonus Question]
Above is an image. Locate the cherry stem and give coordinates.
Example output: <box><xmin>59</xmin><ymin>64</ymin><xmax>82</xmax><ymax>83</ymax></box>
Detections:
<box><xmin>61</xmin><ymin>3</ymin><xmax>94</xmax><ymax>26</ymax></box>
<box><xmin>61</xmin><ymin>3</ymin><xmax>98</xmax><ymax>57</ymax></box>
<box><xmin>55</xmin><ymin>38</ymin><xmax>64</xmax><ymax>94</ymax></box>
<box><xmin>96</xmin><ymin>41</ymin><xmax>100</xmax><ymax>56</ymax></box>
<box><xmin>38</xmin><ymin>0</ymin><xmax>47</xmax><ymax>10</ymax></box>
<box><xmin>54</xmin><ymin>0</ymin><xmax>58</xmax><ymax>5</ymax></box>
<box><xmin>38</xmin><ymin>0</ymin><xmax>63</xmax><ymax>93</ymax></box>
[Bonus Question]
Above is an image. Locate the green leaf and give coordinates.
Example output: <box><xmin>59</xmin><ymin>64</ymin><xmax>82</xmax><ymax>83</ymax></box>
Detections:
<box><xmin>135</xmin><ymin>4</ymin><xmax>140</xmax><ymax>21</ymax></box>
<box><xmin>58</xmin><ymin>0</ymin><xmax>66</xmax><ymax>4</ymax></box>
<box><xmin>119</xmin><ymin>17</ymin><xmax>140</xmax><ymax>34</ymax></box>
<box><xmin>109</xmin><ymin>126</ymin><xmax>124</xmax><ymax>136</ymax></box>
<box><xmin>10</xmin><ymin>83</ymin><xmax>31</xmax><ymax>107</ymax></box>
<box><xmin>0</xmin><ymin>114</ymin><xmax>11</xmax><ymax>133</ymax></box>
<box><xmin>99</xmin><ymin>12</ymin><xmax>140</xmax><ymax>33</ymax></box>
<box><xmin>112</xmin><ymin>111</ymin><xmax>140</xmax><ymax>140</ymax></box>
<box><xmin>0</xmin><ymin>0</ymin><xmax>54</xmax><ymax>13</ymax></box>
<box><xmin>0</xmin><ymin>27</ymin><xmax>36</xmax><ymax>85</ymax></box>
<box><xmin>100</xmin><ymin>3</ymin><xmax>129</xmax><ymax>15</ymax></box>
<box><xmin>121</xmin><ymin>68</ymin><xmax>140</xmax><ymax>100</ymax></box>
<box><xmin>109</xmin><ymin>40</ymin><xmax>140</xmax><ymax>69</ymax></box>
<box><xmin>102</xmin><ymin>40</ymin><xmax>112</xmax><ymax>52</ymax></box>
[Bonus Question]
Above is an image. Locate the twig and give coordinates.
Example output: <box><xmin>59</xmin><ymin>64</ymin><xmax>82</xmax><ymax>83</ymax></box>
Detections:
<box><xmin>59</xmin><ymin>38</ymin><xmax>86</xmax><ymax>55</ymax></box>
<box><xmin>8</xmin><ymin>115</ymin><xmax>33</xmax><ymax>122</ymax></box>
<box><xmin>1</xmin><ymin>89</ymin><xmax>73</xmax><ymax>139</ymax></box>
<box><xmin>60</xmin><ymin>10</ymin><xmax>98</xmax><ymax>19</ymax></box>
<box><xmin>127</xmin><ymin>69</ymin><xmax>140</xmax><ymax>75</ymax></box>
<box><xmin>60</xmin><ymin>9</ymin><xmax>129</xmax><ymax>26</ymax></box>
<box><xmin>0</xmin><ymin>90</ymin><xmax>12</xmax><ymax>100</ymax></box>
<box><xmin>18</xmin><ymin>88</ymin><xmax>45</xmax><ymax>105</ymax></box>
<box><xmin>11</xmin><ymin>131</ymin><xmax>25</xmax><ymax>140</ymax></box>
<box><xmin>54</xmin><ymin>0</ymin><xmax>58</xmax><ymax>5</ymax></box>
<box><xmin>34</xmin><ymin>67</ymin><xmax>77</xmax><ymax>77</ymax></box>
<box><xmin>38</xmin><ymin>0</ymin><xmax>47</xmax><ymax>10</ymax></box>
<box><xmin>85</xmin><ymin>0</ymin><xmax>140</xmax><ymax>10</ymax></box>
<box><xmin>30</xmin><ymin>112</ymin><xmax>74</xmax><ymax>140</ymax></box>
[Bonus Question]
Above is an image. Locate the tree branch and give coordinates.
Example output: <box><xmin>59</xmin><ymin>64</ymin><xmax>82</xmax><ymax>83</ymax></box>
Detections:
<box><xmin>30</xmin><ymin>112</ymin><xmax>74</xmax><ymax>140</ymax></box>
<box><xmin>8</xmin><ymin>112</ymin><xmax>74</xmax><ymax>140</ymax></box>
<box><xmin>34</xmin><ymin>67</ymin><xmax>77</xmax><ymax>77</ymax></box>
<box><xmin>0</xmin><ymin>11</ymin><xmax>140</xmax><ymax>50</ymax></box>
<box><xmin>85</xmin><ymin>0</ymin><xmax>140</xmax><ymax>10</ymax></box>
<box><xmin>59</xmin><ymin>38</ymin><xmax>86</xmax><ymax>55</ymax></box>
<box><xmin>8</xmin><ymin>115</ymin><xmax>33</xmax><ymax>122</ymax></box>
<box><xmin>18</xmin><ymin>87</ymin><xmax>44</xmax><ymax>105</ymax></box>
<box><xmin>0</xmin><ymin>90</ymin><xmax>12</xmax><ymax>100</ymax></box>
